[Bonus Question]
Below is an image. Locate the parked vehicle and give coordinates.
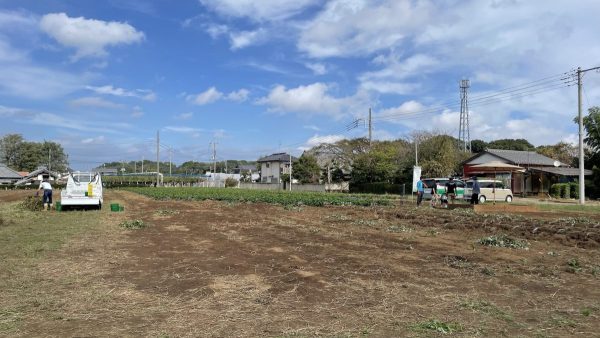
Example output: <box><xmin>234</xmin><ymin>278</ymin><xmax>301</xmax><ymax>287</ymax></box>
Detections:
<box><xmin>60</xmin><ymin>172</ymin><xmax>103</xmax><ymax>209</ymax></box>
<box><xmin>464</xmin><ymin>179</ymin><xmax>513</xmax><ymax>203</ymax></box>
<box><xmin>422</xmin><ymin>178</ymin><xmax>465</xmax><ymax>200</ymax></box>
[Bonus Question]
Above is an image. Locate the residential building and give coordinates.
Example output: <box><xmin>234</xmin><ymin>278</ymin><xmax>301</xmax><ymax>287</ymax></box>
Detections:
<box><xmin>462</xmin><ymin>148</ymin><xmax>591</xmax><ymax>196</ymax></box>
<box><xmin>0</xmin><ymin>163</ymin><xmax>22</xmax><ymax>185</ymax></box>
<box><xmin>257</xmin><ymin>153</ymin><xmax>297</xmax><ymax>184</ymax></box>
<box><xmin>14</xmin><ymin>166</ymin><xmax>60</xmax><ymax>186</ymax></box>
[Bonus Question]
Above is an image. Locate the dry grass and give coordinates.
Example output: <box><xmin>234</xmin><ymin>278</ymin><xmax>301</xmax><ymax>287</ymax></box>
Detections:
<box><xmin>1</xmin><ymin>190</ymin><xmax>600</xmax><ymax>337</ymax></box>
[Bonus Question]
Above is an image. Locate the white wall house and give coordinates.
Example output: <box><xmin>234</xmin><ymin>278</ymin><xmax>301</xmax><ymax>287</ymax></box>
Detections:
<box><xmin>257</xmin><ymin>153</ymin><xmax>297</xmax><ymax>184</ymax></box>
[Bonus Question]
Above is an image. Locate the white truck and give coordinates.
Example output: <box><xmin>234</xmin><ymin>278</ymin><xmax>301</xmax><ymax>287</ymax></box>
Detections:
<box><xmin>60</xmin><ymin>172</ymin><xmax>103</xmax><ymax>209</ymax></box>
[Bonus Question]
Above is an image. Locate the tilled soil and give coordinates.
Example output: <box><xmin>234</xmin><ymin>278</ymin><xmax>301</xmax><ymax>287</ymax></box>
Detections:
<box><xmin>5</xmin><ymin>190</ymin><xmax>600</xmax><ymax>337</ymax></box>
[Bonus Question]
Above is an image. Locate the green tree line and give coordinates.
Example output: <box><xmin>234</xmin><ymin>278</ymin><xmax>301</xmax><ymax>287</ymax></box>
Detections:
<box><xmin>0</xmin><ymin>134</ymin><xmax>68</xmax><ymax>172</ymax></box>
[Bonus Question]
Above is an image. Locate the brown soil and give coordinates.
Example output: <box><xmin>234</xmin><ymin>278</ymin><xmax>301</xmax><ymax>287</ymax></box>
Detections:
<box><xmin>5</xmin><ymin>190</ymin><xmax>600</xmax><ymax>337</ymax></box>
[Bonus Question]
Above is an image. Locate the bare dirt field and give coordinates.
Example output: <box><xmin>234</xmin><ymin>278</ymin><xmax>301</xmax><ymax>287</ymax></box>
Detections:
<box><xmin>1</xmin><ymin>190</ymin><xmax>600</xmax><ymax>337</ymax></box>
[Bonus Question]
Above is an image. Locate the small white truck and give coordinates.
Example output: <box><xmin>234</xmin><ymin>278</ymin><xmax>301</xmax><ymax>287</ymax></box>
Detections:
<box><xmin>60</xmin><ymin>172</ymin><xmax>103</xmax><ymax>209</ymax></box>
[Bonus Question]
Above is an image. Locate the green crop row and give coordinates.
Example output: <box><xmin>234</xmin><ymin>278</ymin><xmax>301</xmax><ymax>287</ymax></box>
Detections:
<box><xmin>102</xmin><ymin>176</ymin><xmax>202</xmax><ymax>184</ymax></box>
<box><xmin>124</xmin><ymin>187</ymin><xmax>396</xmax><ymax>207</ymax></box>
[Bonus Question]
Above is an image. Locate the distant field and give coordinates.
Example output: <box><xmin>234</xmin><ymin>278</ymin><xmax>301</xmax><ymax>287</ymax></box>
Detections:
<box><xmin>124</xmin><ymin>186</ymin><xmax>398</xmax><ymax>206</ymax></box>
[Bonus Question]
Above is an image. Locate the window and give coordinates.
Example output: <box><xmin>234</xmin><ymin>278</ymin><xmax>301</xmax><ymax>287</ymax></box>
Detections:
<box><xmin>265</xmin><ymin>163</ymin><xmax>270</xmax><ymax>168</ymax></box>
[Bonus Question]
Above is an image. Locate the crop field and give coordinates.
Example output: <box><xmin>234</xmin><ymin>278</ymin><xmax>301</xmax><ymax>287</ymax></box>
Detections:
<box><xmin>1</xmin><ymin>188</ymin><xmax>600</xmax><ymax>337</ymax></box>
<box><xmin>126</xmin><ymin>187</ymin><xmax>397</xmax><ymax>206</ymax></box>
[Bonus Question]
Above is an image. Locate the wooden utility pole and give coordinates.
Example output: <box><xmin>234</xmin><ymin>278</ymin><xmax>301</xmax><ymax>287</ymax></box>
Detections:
<box><xmin>156</xmin><ymin>130</ymin><xmax>160</xmax><ymax>186</ymax></box>
<box><xmin>368</xmin><ymin>108</ymin><xmax>372</xmax><ymax>146</ymax></box>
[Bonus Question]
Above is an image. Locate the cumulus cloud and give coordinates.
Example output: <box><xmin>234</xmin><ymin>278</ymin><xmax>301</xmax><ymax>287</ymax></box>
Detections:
<box><xmin>131</xmin><ymin>106</ymin><xmax>144</xmax><ymax>118</ymax></box>
<box><xmin>199</xmin><ymin>0</ymin><xmax>319</xmax><ymax>21</ymax></box>
<box><xmin>227</xmin><ymin>88</ymin><xmax>250</xmax><ymax>102</ymax></box>
<box><xmin>69</xmin><ymin>96</ymin><xmax>125</xmax><ymax>109</ymax></box>
<box><xmin>86</xmin><ymin>85</ymin><xmax>156</xmax><ymax>101</ymax></box>
<box><xmin>40</xmin><ymin>13</ymin><xmax>145</xmax><ymax>59</ymax></box>
<box><xmin>186</xmin><ymin>87</ymin><xmax>223</xmax><ymax>105</ymax></box>
<box><xmin>257</xmin><ymin>82</ymin><xmax>368</xmax><ymax>119</ymax></box>
<box><xmin>229</xmin><ymin>29</ymin><xmax>266</xmax><ymax>50</ymax></box>
<box><xmin>187</xmin><ymin>87</ymin><xmax>250</xmax><ymax>105</ymax></box>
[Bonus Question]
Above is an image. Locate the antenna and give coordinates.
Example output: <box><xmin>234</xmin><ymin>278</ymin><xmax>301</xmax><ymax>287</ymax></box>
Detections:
<box><xmin>458</xmin><ymin>79</ymin><xmax>471</xmax><ymax>152</ymax></box>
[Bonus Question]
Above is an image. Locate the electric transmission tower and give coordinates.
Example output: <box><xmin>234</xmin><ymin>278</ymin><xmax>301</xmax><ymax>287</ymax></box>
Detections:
<box><xmin>458</xmin><ymin>79</ymin><xmax>471</xmax><ymax>152</ymax></box>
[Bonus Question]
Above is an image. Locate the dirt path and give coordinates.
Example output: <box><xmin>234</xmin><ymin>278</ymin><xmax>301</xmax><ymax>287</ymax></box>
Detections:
<box><xmin>10</xmin><ymin>190</ymin><xmax>600</xmax><ymax>337</ymax></box>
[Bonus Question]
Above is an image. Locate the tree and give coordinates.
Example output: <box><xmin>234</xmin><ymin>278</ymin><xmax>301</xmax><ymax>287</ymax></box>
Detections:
<box><xmin>417</xmin><ymin>134</ymin><xmax>470</xmax><ymax>177</ymax></box>
<box><xmin>579</xmin><ymin>106</ymin><xmax>600</xmax><ymax>152</ymax></box>
<box><xmin>292</xmin><ymin>154</ymin><xmax>321</xmax><ymax>184</ymax></box>
<box><xmin>41</xmin><ymin>141</ymin><xmax>69</xmax><ymax>172</ymax></box>
<box><xmin>17</xmin><ymin>142</ymin><xmax>43</xmax><ymax>171</ymax></box>
<box><xmin>0</xmin><ymin>134</ymin><xmax>24</xmax><ymax>168</ymax></box>
<box><xmin>487</xmin><ymin>138</ymin><xmax>534</xmax><ymax>151</ymax></box>
<box><xmin>536</xmin><ymin>142</ymin><xmax>577</xmax><ymax>166</ymax></box>
<box><xmin>470</xmin><ymin>139</ymin><xmax>487</xmax><ymax>153</ymax></box>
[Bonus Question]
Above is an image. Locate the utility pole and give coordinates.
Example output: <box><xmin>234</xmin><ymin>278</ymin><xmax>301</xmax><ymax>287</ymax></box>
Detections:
<box><xmin>577</xmin><ymin>66</ymin><xmax>600</xmax><ymax>204</ymax></box>
<box><xmin>134</xmin><ymin>161</ymin><xmax>137</xmax><ymax>173</ymax></box>
<box><xmin>458</xmin><ymin>79</ymin><xmax>471</xmax><ymax>152</ymax></box>
<box><xmin>48</xmin><ymin>148</ymin><xmax>52</xmax><ymax>171</ymax></box>
<box><xmin>169</xmin><ymin>147</ymin><xmax>172</xmax><ymax>177</ymax></box>
<box><xmin>415</xmin><ymin>136</ymin><xmax>418</xmax><ymax>166</ymax></box>
<box><xmin>210</xmin><ymin>141</ymin><xmax>217</xmax><ymax>177</ymax></box>
<box><xmin>368</xmin><ymin>107</ymin><xmax>372</xmax><ymax>146</ymax></box>
<box><xmin>156</xmin><ymin>130</ymin><xmax>160</xmax><ymax>186</ymax></box>
<box><xmin>289</xmin><ymin>154</ymin><xmax>292</xmax><ymax>191</ymax></box>
<box><xmin>141</xmin><ymin>156</ymin><xmax>144</xmax><ymax>173</ymax></box>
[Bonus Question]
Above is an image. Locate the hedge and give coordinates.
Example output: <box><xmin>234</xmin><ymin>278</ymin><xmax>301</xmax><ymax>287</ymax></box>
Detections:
<box><xmin>550</xmin><ymin>183</ymin><xmax>579</xmax><ymax>199</ymax></box>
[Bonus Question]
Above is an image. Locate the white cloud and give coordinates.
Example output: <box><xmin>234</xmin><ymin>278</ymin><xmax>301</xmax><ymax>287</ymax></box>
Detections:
<box><xmin>86</xmin><ymin>85</ymin><xmax>156</xmax><ymax>101</ymax></box>
<box><xmin>164</xmin><ymin>126</ymin><xmax>203</xmax><ymax>133</ymax></box>
<box><xmin>40</xmin><ymin>13</ymin><xmax>145</xmax><ymax>60</ymax></box>
<box><xmin>204</xmin><ymin>23</ymin><xmax>229</xmax><ymax>39</ymax></box>
<box><xmin>0</xmin><ymin>105</ymin><xmax>128</xmax><ymax>133</ymax></box>
<box><xmin>227</xmin><ymin>88</ymin><xmax>250</xmax><ymax>102</ymax></box>
<box><xmin>298</xmin><ymin>0</ymin><xmax>433</xmax><ymax>58</ymax></box>
<box><xmin>186</xmin><ymin>87</ymin><xmax>223</xmax><ymax>105</ymax></box>
<box><xmin>229</xmin><ymin>29</ymin><xmax>266</xmax><ymax>50</ymax></box>
<box><xmin>186</xmin><ymin>87</ymin><xmax>250</xmax><ymax>105</ymax></box>
<box><xmin>0</xmin><ymin>62</ymin><xmax>89</xmax><ymax>99</ymax></box>
<box><xmin>81</xmin><ymin>135</ymin><xmax>106</xmax><ymax>144</ymax></box>
<box><xmin>199</xmin><ymin>0</ymin><xmax>319</xmax><ymax>21</ymax></box>
<box><xmin>360</xmin><ymin>81</ymin><xmax>419</xmax><ymax>95</ymax></box>
<box><xmin>69</xmin><ymin>96</ymin><xmax>125</xmax><ymax>109</ymax></box>
<box><xmin>304</xmin><ymin>125</ymin><xmax>320</xmax><ymax>131</ymax></box>
<box><xmin>257</xmin><ymin>82</ymin><xmax>368</xmax><ymax>119</ymax></box>
<box><xmin>304</xmin><ymin>62</ymin><xmax>327</xmax><ymax>75</ymax></box>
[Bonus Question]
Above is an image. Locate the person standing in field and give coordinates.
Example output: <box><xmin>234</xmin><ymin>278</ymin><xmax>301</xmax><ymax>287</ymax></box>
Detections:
<box><xmin>445</xmin><ymin>177</ymin><xmax>457</xmax><ymax>205</ymax></box>
<box><xmin>416</xmin><ymin>176</ymin><xmax>425</xmax><ymax>206</ymax></box>
<box><xmin>470</xmin><ymin>176</ymin><xmax>480</xmax><ymax>205</ymax></box>
<box><xmin>37</xmin><ymin>176</ymin><xmax>53</xmax><ymax>211</ymax></box>
<box><xmin>430</xmin><ymin>180</ymin><xmax>438</xmax><ymax>207</ymax></box>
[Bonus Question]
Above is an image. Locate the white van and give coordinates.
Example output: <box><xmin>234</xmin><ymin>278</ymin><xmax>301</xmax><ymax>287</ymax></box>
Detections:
<box><xmin>464</xmin><ymin>179</ymin><xmax>513</xmax><ymax>203</ymax></box>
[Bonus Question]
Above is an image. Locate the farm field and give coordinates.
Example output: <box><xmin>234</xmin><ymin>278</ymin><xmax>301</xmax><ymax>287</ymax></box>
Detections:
<box><xmin>1</xmin><ymin>189</ymin><xmax>600</xmax><ymax>337</ymax></box>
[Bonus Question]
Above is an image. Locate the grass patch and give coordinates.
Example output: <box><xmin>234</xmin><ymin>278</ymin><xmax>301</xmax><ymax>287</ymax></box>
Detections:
<box><xmin>411</xmin><ymin>319</ymin><xmax>462</xmax><ymax>334</ymax></box>
<box><xmin>119</xmin><ymin>219</ymin><xmax>147</xmax><ymax>229</ymax></box>
<box><xmin>477</xmin><ymin>234</ymin><xmax>529</xmax><ymax>249</ymax></box>
<box><xmin>20</xmin><ymin>196</ymin><xmax>43</xmax><ymax>211</ymax></box>
<box><xmin>0</xmin><ymin>201</ymin><xmax>104</xmax><ymax>334</ymax></box>
<box><xmin>460</xmin><ymin>299</ymin><xmax>513</xmax><ymax>322</ymax></box>
<box><xmin>539</xmin><ymin>203</ymin><xmax>600</xmax><ymax>213</ymax></box>
<box><xmin>566</xmin><ymin>258</ymin><xmax>583</xmax><ymax>273</ymax></box>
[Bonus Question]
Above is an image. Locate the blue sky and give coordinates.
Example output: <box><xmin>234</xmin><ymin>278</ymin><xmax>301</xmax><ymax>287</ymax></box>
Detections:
<box><xmin>1</xmin><ymin>0</ymin><xmax>600</xmax><ymax>170</ymax></box>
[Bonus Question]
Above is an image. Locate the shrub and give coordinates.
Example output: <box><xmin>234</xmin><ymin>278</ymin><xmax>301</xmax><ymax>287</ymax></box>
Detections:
<box><xmin>561</xmin><ymin>183</ymin><xmax>570</xmax><ymax>199</ymax></box>
<box><xmin>569</xmin><ymin>182</ymin><xmax>579</xmax><ymax>199</ymax></box>
<box><xmin>550</xmin><ymin>184</ymin><xmax>561</xmax><ymax>198</ymax></box>
<box><xmin>225</xmin><ymin>177</ymin><xmax>238</xmax><ymax>188</ymax></box>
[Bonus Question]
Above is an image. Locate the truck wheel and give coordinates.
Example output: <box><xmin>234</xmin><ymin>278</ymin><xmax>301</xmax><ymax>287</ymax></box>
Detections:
<box><xmin>505</xmin><ymin>196</ymin><xmax>512</xmax><ymax>203</ymax></box>
<box><xmin>479</xmin><ymin>195</ymin><xmax>486</xmax><ymax>204</ymax></box>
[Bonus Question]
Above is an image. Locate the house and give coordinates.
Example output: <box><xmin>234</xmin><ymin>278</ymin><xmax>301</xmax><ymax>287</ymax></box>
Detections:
<box><xmin>462</xmin><ymin>148</ymin><xmax>592</xmax><ymax>196</ymax></box>
<box><xmin>0</xmin><ymin>163</ymin><xmax>23</xmax><ymax>185</ymax></box>
<box><xmin>257</xmin><ymin>153</ymin><xmax>297</xmax><ymax>183</ymax></box>
<box><xmin>14</xmin><ymin>167</ymin><xmax>60</xmax><ymax>186</ymax></box>
<box><xmin>93</xmin><ymin>167</ymin><xmax>118</xmax><ymax>176</ymax></box>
